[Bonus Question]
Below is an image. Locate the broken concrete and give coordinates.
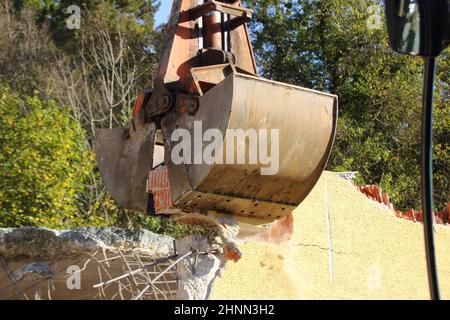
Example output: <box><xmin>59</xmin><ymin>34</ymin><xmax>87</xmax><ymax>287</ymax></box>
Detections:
<box><xmin>0</xmin><ymin>227</ymin><xmax>174</xmax><ymax>260</ymax></box>
<box><xmin>175</xmin><ymin>236</ymin><xmax>225</xmax><ymax>300</ymax></box>
<box><xmin>0</xmin><ymin>227</ymin><xmax>225</xmax><ymax>300</ymax></box>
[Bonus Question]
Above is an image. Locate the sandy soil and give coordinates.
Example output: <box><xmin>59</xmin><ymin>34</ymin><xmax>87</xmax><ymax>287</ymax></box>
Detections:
<box><xmin>211</xmin><ymin>172</ymin><xmax>450</xmax><ymax>300</ymax></box>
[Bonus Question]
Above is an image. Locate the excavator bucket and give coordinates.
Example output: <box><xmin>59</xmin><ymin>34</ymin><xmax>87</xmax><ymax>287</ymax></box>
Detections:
<box><xmin>94</xmin><ymin>0</ymin><xmax>338</xmax><ymax>225</ymax></box>
<box><xmin>162</xmin><ymin>71</ymin><xmax>338</xmax><ymax>224</ymax></box>
<box><xmin>95</xmin><ymin>112</ymin><xmax>156</xmax><ymax>212</ymax></box>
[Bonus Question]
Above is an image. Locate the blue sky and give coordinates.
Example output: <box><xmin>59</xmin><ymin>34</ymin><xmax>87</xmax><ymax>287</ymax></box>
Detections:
<box><xmin>155</xmin><ymin>1</ymin><xmax>172</xmax><ymax>26</ymax></box>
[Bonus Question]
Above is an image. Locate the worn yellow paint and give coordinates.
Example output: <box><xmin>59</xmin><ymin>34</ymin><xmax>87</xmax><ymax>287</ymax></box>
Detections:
<box><xmin>210</xmin><ymin>172</ymin><xmax>450</xmax><ymax>300</ymax></box>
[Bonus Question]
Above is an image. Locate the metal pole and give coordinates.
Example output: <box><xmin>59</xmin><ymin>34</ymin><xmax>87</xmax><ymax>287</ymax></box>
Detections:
<box><xmin>203</xmin><ymin>0</ymin><xmax>222</xmax><ymax>49</ymax></box>
<box><xmin>421</xmin><ymin>56</ymin><xmax>440</xmax><ymax>300</ymax></box>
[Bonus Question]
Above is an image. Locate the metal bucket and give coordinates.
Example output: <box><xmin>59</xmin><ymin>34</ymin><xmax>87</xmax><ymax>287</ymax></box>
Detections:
<box><xmin>95</xmin><ymin>113</ymin><xmax>156</xmax><ymax>212</ymax></box>
<box><xmin>162</xmin><ymin>72</ymin><xmax>338</xmax><ymax>224</ymax></box>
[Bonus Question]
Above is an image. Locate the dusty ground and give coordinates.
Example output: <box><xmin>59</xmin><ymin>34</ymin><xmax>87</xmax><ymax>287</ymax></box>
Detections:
<box><xmin>211</xmin><ymin>172</ymin><xmax>450</xmax><ymax>300</ymax></box>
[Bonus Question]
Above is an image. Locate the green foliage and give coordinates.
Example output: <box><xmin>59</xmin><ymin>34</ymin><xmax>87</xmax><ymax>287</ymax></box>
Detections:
<box><xmin>433</xmin><ymin>50</ymin><xmax>450</xmax><ymax>208</ymax></box>
<box><xmin>154</xmin><ymin>219</ymin><xmax>212</xmax><ymax>239</ymax></box>
<box><xmin>246</xmin><ymin>0</ymin><xmax>449</xmax><ymax>210</ymax></box>
<box><xmin>0</xmin><ymin>2</ymin><xmax>61</xmax><ymax>96</ymax></box>
<box><xmin>124</xmin><ymin>213</ymin><xmax>212</xmax><ymax>239</ymax></box>
<box><xmin>0</xmin><ymin>0</ymin><xmax>165</xmax><ymax>225</ymax></box>
<box><xmin>78</xmin><ymin>196</ymin><xmax>211</xmax><ymax>239</ymax></box>
<box><xmin>20</xmin><ymin>0</ymin><xmax>160</xmax><ymax>56</ymax></box>
<box><xmin>0</xmin><ymin>86</ymin><xmax>93</xmax><ymax>228</ymax></box>
<box><xmin>76</xmin><ymin>0</ymin><xmax>161</xmax><ymax>125</ymax></box>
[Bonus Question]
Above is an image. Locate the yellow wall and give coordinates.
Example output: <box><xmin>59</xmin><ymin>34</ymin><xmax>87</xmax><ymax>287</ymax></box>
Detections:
<box><xmin>211</xmin><ymin>172</ymin><xmax>450</xmax><ymax>300</ymax></box>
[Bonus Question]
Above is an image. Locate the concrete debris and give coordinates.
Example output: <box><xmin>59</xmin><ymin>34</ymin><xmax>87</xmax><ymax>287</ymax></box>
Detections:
<box><xmin>175</xmin><ymin>236</ymin><xmax>225</xmax><ymax>300</ymax></box>
<box><xmin>12</xmin><ymin>262</ymin><xmax>54</xmax><ymax>282</ymax></box>
<box><xmin>0</xmin><ymin>227</ymin><xmax>173</xmax><ymax>260</ymax></box>
<box><xmin>0</xmin><ymin>227</ymin><xmax>226</xmax><ymax>300</ymax></box>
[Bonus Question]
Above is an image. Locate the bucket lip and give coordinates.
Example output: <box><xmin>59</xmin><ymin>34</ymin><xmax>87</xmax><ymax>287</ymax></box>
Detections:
<box><xmin>233</xmin><ymin>72</ymin><xmax>339</xmax><ymax>99</ymax></box>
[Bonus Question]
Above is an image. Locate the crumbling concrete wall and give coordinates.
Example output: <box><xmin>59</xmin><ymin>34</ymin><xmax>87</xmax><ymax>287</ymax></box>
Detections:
<box><xmin>211</xmin><ymin>172</ymin><xmax>450</xmax><ymax>300</ymax></box>
<box><xmin>0</xmin><ymin>227</ymin><xmax>225</xmax><ymax>300</ymax></box>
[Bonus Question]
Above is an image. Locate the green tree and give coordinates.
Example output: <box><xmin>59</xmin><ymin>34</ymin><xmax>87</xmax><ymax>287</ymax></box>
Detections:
<box><xmin>1</xmin><ymin>0</ymin><xmax>163</xmax><ymax>222</ymax></box>
<box><xmin>246</xmin><ymin>0</ymin><xmax>448</xmax><ymax>210</ymax></box>
<box><xmin>0</xmin><ymin>86</ymin><xmax>94</xmax><ymax>228</ymax></box>
<box><xmin>433</xmin><ymin>50</ymin><xmax>450</xmax><ymax>208</ymax></box>
<box><xmin>0</xmin><ymin>1</ymin><xmax>61</xmax><ymax>96</ymax></box>
<box><xmin>5</xmin><ymin>0</ymin><xmax>162</xmax><ymax>126</ymax></box>
<box><xmin>14</xmin><ymin>0</ymin><xmax>160</xmax><ymax>55</ymax></box>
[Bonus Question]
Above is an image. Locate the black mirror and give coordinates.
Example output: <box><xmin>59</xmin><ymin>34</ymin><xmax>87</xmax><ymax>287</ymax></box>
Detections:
<box><xmin>385</xmin><ymin>0</ymin><xmax>449</xmax><ymax>57</ymax></box>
